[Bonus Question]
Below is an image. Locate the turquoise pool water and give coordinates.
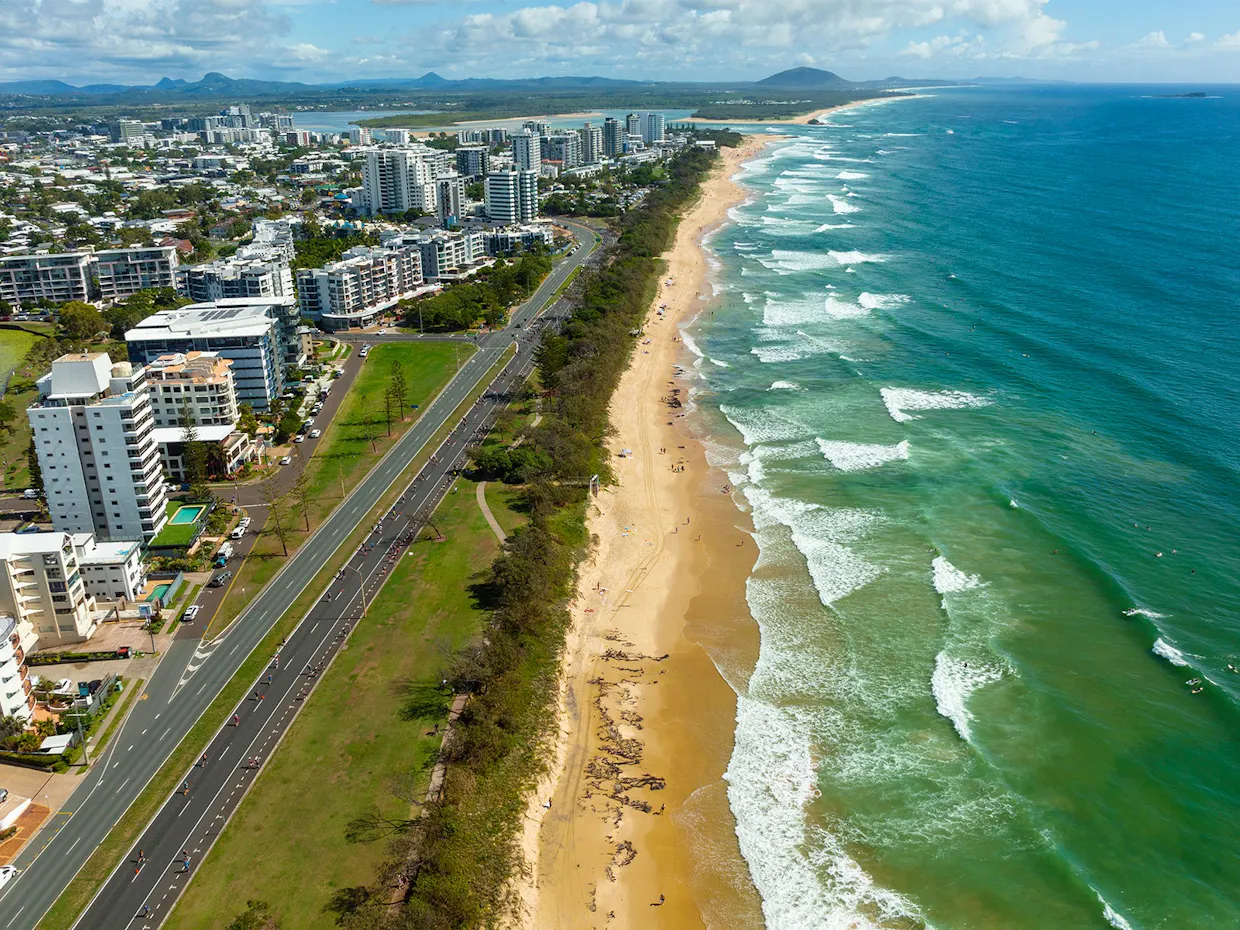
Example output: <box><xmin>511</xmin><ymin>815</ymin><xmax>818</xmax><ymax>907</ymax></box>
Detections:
<box><xmin>169</xmin><ymin>505</ymin><xmax>205</xmax><ymax>525</ymax></box>
<box><xmin>147</xmin><ymin>583</ymin><xmax>170</xmax><ymax>602</ymax></box>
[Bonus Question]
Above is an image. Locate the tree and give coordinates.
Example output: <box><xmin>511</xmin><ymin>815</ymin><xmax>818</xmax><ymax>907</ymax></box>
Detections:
<box><xmin>289</xmin><ymin>471</ymin><xmax>312</xmax><ymax>532</ymax></box>
<box><xmin>180</xmin><ymin>401</ymin><xmax>211</xmax><ymax>500</ymax></box>
<box><xmin>225</xmin><ymin>900</ymin><xmax>278</xmax><ymax>930</ymax></box>
<box><xmin>388</xmin><ymin>359</ymin><xmax>408</xmax><ymax>422</ymax></box>
<box><xmin>25</xmin><ymin>437</ymin><xmax>42</xmax><ymax>496</ymax></box>
<box><xmin>57</xmin><ymin>301</ymin><xmax>105</xmax><ymax>343</ymax></box>
<box><xmin>237</xmin><ymin>403</ymin><xmax>259</xmax><ymax>438</ymax></box>
<box><xmin>259</xmin><ymin>477</ymin><xmax>291</xmax><ymax>558</ymax></box>
<box><xmin>0</xmin><ymin>400</ymin><xmax>16</xmax><ymax>435</ymax></box>
<box><xmin>360</xmin><ymin>393</ymin><xmax>380</xmax><ymax>452</ymax></box>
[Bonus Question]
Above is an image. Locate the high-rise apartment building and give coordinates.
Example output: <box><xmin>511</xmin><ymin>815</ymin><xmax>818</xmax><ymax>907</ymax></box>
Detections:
<box><xmin>485</xmin><ymin>170</ymin><xmax>539</xmax><ymax>225</ymax></box>
<box><xmin>175</xmin><ymin>256</ymin><xmax>293</xmax><ymax>304</ymax></box>
<box><xmin>644</xmin><ymin>112</ymin><xmax>666</xmax><ymax>145</ymax></box>
<box><xmin>603</xmin><ymin>118</ymin><xmax>623</xmax><ymax>157</ymax></box>
<box><xmin>626</xmin><ymin>113</ymin><xmax>643</xmax><ymax>139</ymax></box>
<box><xmin>359</xmin><ymin>147</ymin><xmax>437</xmax><ymax>216</ymax></box>
<box><xmin>547</xmin><ymin>132</ymin><xmax>581</xmax><ymax>170</ymax></box>
<box><xmin>28</xmin><ymin>353</ymin><xmax>169</xmax><ymax>543</ymax></box>
<box><xmin>455</xmin><ymin>146</ymin><xmax>490</xmax><ymax>179</ymax></box>
<box><xmin>435</xmin><ymin>174</ymin><xmax>465</xmax><ymax>225</ymax></box>
<box><xmin>581</xmin><ymin>123</ymin><xmax>605</xmax><ymax>165</ymax></box>
<box><xmin>145</xmin><ymin>352</ymin><xmax>239</xmax><ymax>428</ymax></box>
<box><xmin>512</xmin><ymin>130</ymin><xmax>541</xmax><ymax>173</ymax></box>
<box><xmin>94</xmin><ymin>246</ymin><xmax>179</xmax><ymax>303</ymax></box>
<box><xmin>348</xmin><ymin>127</ymin><xmax>372</xmax><ymax>145</ymax></box>
<box><xmin>384</xmin><ymin>128</ymin><xmax>411</xmax><ymax>145</ymax></box>
<box><xmin>0</xmin><ymin>253</ymin><xmax>93</xmax><ymax>308</ymax></box>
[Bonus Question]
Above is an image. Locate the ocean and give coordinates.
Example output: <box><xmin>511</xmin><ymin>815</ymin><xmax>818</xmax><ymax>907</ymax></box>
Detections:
<box><xmin>686</xmin><ymin>85</ymin><xmax>1240</xmax><ymax>929</ymax></box>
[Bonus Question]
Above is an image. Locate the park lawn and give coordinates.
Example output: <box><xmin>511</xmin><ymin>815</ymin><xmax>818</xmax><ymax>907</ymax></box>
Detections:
<box><xmin>206</xmin><ymin>342</ymin><xmax>471</xmax><ymax>634</ymax></box>
<box><xmin>166</xmin><ymin>479</ymin><xmax>524</xmax><ymax>930</ymax></box>
<box><xmin>0</xmin><ymin>328</ymin><xmax>40</xmax><ymax>381</ymax></box>
<box><xmin>0</xmin><ymin>329</ymin><xmax>48</xmax><ymax>490</ymax></box>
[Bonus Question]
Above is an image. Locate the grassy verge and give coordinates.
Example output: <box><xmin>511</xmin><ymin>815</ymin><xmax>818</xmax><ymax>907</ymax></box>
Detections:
<box><xmin>89</xmin><ymin>678</ymin><xmax>143</xmax><ymax>757</ymax></box>
<box><xmin>206</xmin><ymin>343</ymin><xmax>470</xmax><ymax>636</ymax></box>
<box><xmin>37</xmin><ymin>345</ymin><xmax>516</xmax><ymax>930</ymax></box>
<box><xmin>168</xmin><ymin>480</ymin><xmax>523</xmax><ymax>930</ymax></box>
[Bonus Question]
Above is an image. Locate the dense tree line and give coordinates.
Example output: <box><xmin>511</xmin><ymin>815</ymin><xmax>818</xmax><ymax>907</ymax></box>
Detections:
<box><xmin>315</xmin><ymin>143</ymin><xmax>722</xmax><ymax>930</ymax></box>
<box><xmin>399</xmin><ymin>252</ymin><xmax>552</xmax><ymax>332</ymax></box>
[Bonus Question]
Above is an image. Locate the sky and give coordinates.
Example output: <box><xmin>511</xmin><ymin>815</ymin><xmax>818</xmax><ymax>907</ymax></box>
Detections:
<box><xmin>1</xmin><ymin>0</ymin><xmax>1239</xmax><ymax>87</ymax></box>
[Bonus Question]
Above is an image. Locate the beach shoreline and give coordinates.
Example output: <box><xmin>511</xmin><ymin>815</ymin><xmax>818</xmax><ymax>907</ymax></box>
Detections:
<box><xmin>510</xmin><ymin>135</ymin><xmax>775</xmax><ymax>929</ymax></box>
<box><xmin>680</xmin><ymin>95</ymin><xmax>895</xmax><ymax>126</ymax></box>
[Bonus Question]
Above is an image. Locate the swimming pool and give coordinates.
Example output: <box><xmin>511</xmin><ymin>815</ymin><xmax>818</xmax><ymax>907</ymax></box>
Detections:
<box><xmin>169</xmin><ymin>505</ymin><xmax>205</xmax><ymax>525</ymax></box>
<box><xmin>147</xmin><ymin>583</ymin><xmax>171</xmax><ymax>602</ymax></box>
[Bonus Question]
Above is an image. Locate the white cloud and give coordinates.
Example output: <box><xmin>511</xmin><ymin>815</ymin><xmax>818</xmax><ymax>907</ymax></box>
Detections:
<box><xmin>1217</xmin><ymin>31</ymin><xmax>1240</xmax><ymax>50</ymax></box>
<box><xmin>1130</xmin><ymin>30</ymin><xmax>1171</xmax><ymax>49</ymax></box>
<box><xmin>1186</xmin><ymin>32</ymin><xmax>1205</xmax><ymax>43</ymax></box>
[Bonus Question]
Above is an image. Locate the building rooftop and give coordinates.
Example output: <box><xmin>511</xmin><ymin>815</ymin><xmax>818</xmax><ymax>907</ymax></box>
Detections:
<box><xmin>126</xmin><ymin>298</ymin><xmax>294</xmax><ymax>343</ymax></box>
<box><xmin>151</xmin><ymin>424</ymin><xmax>238</xmax><ymax>444</ymax></box>
<box><xmin>0</xmin><ymin>531</ymin><xmax>72</xmax><ymax>559</ymax></box>
<box><xmin>147</xmin><ymin>351</ymin><xmax>234</xmax><ymax>383</ymax></box>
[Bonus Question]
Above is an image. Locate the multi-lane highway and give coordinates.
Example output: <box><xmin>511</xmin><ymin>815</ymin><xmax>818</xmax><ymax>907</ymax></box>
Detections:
<box><xmin>0</xmin><ymin>219</ymin><xmax>598</xmax><ymax>930</ymax></box>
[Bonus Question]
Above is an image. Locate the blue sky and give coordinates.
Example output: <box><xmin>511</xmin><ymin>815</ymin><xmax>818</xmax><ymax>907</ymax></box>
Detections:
<box><xmin>2</xmin><ymin>0</ymin><xmax>1238</xmax><ymax>86</ymax></box>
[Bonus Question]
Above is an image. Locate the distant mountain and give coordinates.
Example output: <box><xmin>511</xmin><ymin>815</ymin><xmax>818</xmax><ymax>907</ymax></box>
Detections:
<box><xmin>755</xmin><ymin>67</ymin><xmax>850</xmax><ymax>89</ymax></box>
<box><xmin>0</xmin><ymin>79</ymin><xmax>80</xmax><ymax>95</ymax></box>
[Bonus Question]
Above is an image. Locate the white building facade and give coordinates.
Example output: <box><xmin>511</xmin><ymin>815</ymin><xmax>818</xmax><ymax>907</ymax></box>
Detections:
<box><xmin>296</xmin><ymin>244</ymin><xmax>424</xmax><ymax>331</ymax></box>
<box><xmin>485</xmin><ymin>170</ymin><xmax>539</xmax><ymax>225</ymax></box>
<box><xmin>359</xmin><ymin>148</ymin><xmax>437</xmax><ymax>216</ymax></box>
<box><xmin>94</xmin><ymin>246</ymin><xmax>180</xmax><ymax>304</ymax></box>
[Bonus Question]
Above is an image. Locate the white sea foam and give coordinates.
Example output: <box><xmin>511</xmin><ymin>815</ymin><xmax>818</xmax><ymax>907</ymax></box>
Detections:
<box><xmin>679</xmin><ymin>329</ymin><xmax>704</xmax><ymax>360</ymax></box>
<box><xmin>932</xmin><ymin>556</ymin><xmax>983</xmax><ymax>595</ymax></box>
<box><xmin>827</xmin><ymin>194</ymin><xmax>860</xmax><ymax>215</ymax></box>
<box><xmin>813</xmin><ymin>223</ymin><xmax>858</xmax><ymax>232</ymax></box>
<box><xmin>745</xmin><ymin>486</ymin><xmax>881</xmax><ymax>606</ymax></box>
<box><xmin>816</xmin><ymin>438</ymin><xmax>910</xmax><ymax>472</ymax></box>
<box><xmin>881</xmin><ymin>388</ymin><xmax>993</xmax><ymax>423</ymax></box>
<box><xmin>720</xmin><ymin>405</ymin><xmax>809</xmax><ymax>446</ymax></box>
<box><xmin>1095</xmin><ymin>891</ymin><xmax>1136</xmax><ymax>930</ymax></box>
<box><xmin>1152</xmin><ymin>637</ymin><xmax>1189</xmax><ymax>667</ymax></box>
<box><xmin>932</xmin><ymin>652</ymin><xmax>1003</xmax><ymax>742</ymax></box>
<box><xmin>858</xmin><ymin>292</ymin><xmax>910</xmax><ymax>311</ymax></box>
<box><xmin>752</xmin><ymin>345</ymin><xmax>807</xmax><ymax>364</ymax></box>
<box><xmin>1123</xmin><ymin>607</ymin><xmax>1167</xmax><ymax>619</ymax></box>
<box><xmin>824</xmin><ymin>295</ymin><xmax>868</xmax><ymax>319</ymax></box>
<box><xmin>836</xmin><ymin>170</ymin><xmax>870</xmax><ymax>180</ymax></box>
<box><xmin>757</xmin><ymin>249</ymin><xmax>840</xmax><ymax>275</ymax></box>
<box><xmin>709</xmin><ymin>358</ymin><xmax>730</xmax><ymax>368</ymax></box>
<box><xmin>830</xmin><ymin>251</ymin><xmax>887</xmax><ymax>265</ymax></box>
<box><xmin>769</xmin><ymin>380</ymin><xmax>802</xmax><ymax>391</ymax></box>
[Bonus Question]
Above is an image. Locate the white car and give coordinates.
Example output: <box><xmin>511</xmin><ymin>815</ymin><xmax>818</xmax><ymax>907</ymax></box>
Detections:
<box><xmin>294</xmin><ymin>434</ymin><xmax>305</xmax><ymax>443</ymax></box>
<box><xmin>51</xmin><ymin>678</ymin><xmax>74</xmax><ymax>694</ymax></box>
<box><xmin>0</xmin><ymin>865</ymin><xmax>17</xmax><ymax>888</ymax></box>
<box><xmin>309</xmin><ymin>429</ymin><xmax>321</xmax><ymax>439</ymax></box>
<box><xmin>182</xmin><ymin>605</ymin><xmax>201</xmax><ymax>622</ymax></box>
<box><xmin>230</xmin><ymin>525</ymin><xmax>246</xmax><ymax>539</ymax></box>
<box><xmin>280</xmin><ymin>455</ymin><xmax>292</xmax><ymax>465</ymax></box>
<box><xmin>377</xmin><ymin>328</ymin><xmax>387</xmax><ymax>335</ymax></box>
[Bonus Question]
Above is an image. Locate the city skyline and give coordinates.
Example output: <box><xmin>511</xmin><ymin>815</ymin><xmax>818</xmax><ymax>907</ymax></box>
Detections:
<box><xmin>1</xmin><ymin>0</ymin><xmax>1238</xmax><ymax>87</ymax></box>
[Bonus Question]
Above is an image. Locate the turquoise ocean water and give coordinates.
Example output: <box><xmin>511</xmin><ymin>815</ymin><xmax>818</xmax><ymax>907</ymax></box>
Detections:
<box><xmin>686</xmin><ymin>86</ymin><xmax>1240</xmax><ymax>930</ymax></box>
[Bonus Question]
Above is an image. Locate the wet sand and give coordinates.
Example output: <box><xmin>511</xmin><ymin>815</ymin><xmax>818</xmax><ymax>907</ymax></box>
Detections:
<box><xmin>511</xmin><ymin>135</ymin><xmax>776</xmax><ymax>929</ymax></box>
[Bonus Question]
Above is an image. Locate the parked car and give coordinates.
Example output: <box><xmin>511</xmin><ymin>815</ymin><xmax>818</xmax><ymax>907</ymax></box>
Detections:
<box><xmin>87</xmin><ymin>679</ymin><xmax>102</xmax><ymax>696</ymax></box>
<box><xmin>0</xmin><ymin>788</ymin><xmax>10</xmax><ymax>803</ymax></box>
<box><xmin>22</xmin><ymin>488</ymin><xmax>39</xmax><ymax>499</ymax></box>
<box><xmin>230</xmin><ymin>524</ymin><xmax>247</xmax><ymax>539</ymax></box>
<box><xmin>208</xmin><ymin>570</ymin><xmax>232</xmax><ymax>588</ymax></box>
<box><xmin>280</xmin><ymin>455</ymin><xmax>292</xmax><ymax>465</ymax></box>
<box><xmin>377</xmin><ymin>328</ymin><xmax>387</xmax><ymax>335</ymax></box>
<box><xmin>51</xmin><ymin>678</ymin><xmax>74</xmax><ymax>694</ymax></box>
<box><xmin>293</xmin><ymin>434</ymin><xmax>305</xmax><ymax>443</ymax></box>
<box><xmin>182</xmin><ymin>605</ymin><xmax>201</xmax><ymax>622</ymax></box>
<box><xmin>0</xmin><ymin>865</ymin><xmax>16</xmax><ymax>888</ymax></box>
<box><xmin>309</xmin><ymin>429</ymin><xmax>321</xmax><ymax>439</ymax></box>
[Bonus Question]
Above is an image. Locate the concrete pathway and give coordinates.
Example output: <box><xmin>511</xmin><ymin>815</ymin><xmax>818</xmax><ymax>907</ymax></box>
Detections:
<box><xmin>476</xmin><ymin>482</ymin><xmax>506</xmax><ymax>543</ymax></box>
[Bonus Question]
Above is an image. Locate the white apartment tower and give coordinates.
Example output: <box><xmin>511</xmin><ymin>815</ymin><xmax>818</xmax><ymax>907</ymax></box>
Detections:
<box><xmin>28</xmin><ymin>353</ymin><xmax>169</xmax><ymax>543</ymax></box>
<box><xmin>485</xmin><ymin>170</ymin><xmax>539</xmax><ymax>225</ymax></box>
<box><xmin>512</xmin><ymin>130</ymin><xmax>541</xmax><ymax>173</ymax></box>
<box><xmin>435</xmin><ymin>174</ymin><xmax>465</xmax><ymax>225</ymax></box>
<box><xmin>625</xmin><ymin>113</ymin><xmax>643</xmax><ymax>139</ymax></box>
<box><xmin>581</xmin><ymin>123</ymin><xmax>604</xmax><ymax>165</ymax></box>
<box><xmin>360</xmin><ymin>148</ymin><xmax>438</xmax><ymax>216</ymax></box>
<box><xmin>385</xmin><ymin>128</ymin><xmax>411</xmax><ymax>145</ymax></box>
<box><xmin>94</xmin><ymin>246</ymin><xmax>179</xmax><ymax>303</ymax></box>
<box><xmin>547</xmin><ymin>132</ymin><xmax>581</xmax><ymax>170</ymax></box>
<box><xmin>644</xmin><ymin>112</ymin><xmax>666</xmax><ymax>145</ymax></box>
<box><xmin>145</xmin><ymin>352</ymin><xmax>240</xmax><ymax>428</ymax></box>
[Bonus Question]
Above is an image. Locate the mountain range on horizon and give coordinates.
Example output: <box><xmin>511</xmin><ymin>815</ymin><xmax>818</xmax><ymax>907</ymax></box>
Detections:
<box><xmin>0</xmin><ymin>67</ymin><xmax>1002</xmax><ymax>101</ymax></box>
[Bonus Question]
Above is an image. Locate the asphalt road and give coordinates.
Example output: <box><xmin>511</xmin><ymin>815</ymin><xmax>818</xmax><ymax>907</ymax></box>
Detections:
<box><xmin>0</xmin><ymin>219</ymin><xmax>599</xmax><ymax>930</ymax></box>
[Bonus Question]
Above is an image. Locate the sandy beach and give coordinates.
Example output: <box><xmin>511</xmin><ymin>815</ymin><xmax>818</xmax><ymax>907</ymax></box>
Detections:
<box><xmin>510</xmin><ymin>135</ymin><xmax>775</xmax><ymax>929</ymax></box>
<box><xmin>680</xmin><ymin>95</ymin><xmax>894</xmax><ymax>126</ymax></box>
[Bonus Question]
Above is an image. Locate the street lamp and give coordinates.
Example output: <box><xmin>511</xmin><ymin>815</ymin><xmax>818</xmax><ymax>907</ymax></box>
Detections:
<box><xmin>342</xmin><ymin>565</ymin><xmax>369</xmax><ymax>618</ymax></box>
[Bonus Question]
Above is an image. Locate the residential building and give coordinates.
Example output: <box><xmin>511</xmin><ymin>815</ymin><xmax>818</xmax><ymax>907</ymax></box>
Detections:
<box><xmin>115</xmin><ymin>119</ymin><xmax>146</xmax><ymax>144</ymax></box>
<box><xmin>94</xmin><ymin>246</ymin><xmax>179</xmax><ymax>303</ymax></box>
<box><xmin>359</xmin><ymin>147</ymin><xmax>437</xmax><ymax>216</ymax></box>
<box><xmin>284</xmin><ymin>130</ymin><xmax>312</xmax><ymax>147</ymax></box>
<box><xmin>603</xmin><ymin>117</ymin><xmax>623</xmax><ymax>157</ymax></box>
<box><xmin>644</xmin><ymin>112</ymin><xmax>666</xmax><ymax>145</ymax></box>
<box><xmin>512</xmin><ymin>130</ymin><xmax>541</xmax><ymax>173</ymax></box>
<box><xmin>0</xmin><ymin>252</ymin><xmax>93</xmax><ymax>308</ymax></box>
<box><xmin>547</xmin><ymin>132</ymin><xmax>581</xmax><ymax>170</ymax></box>
<box><xmin>581</xmin><ymin>123</ymin><xmax>604</xmax><ymax>165</ymax></box>
<box><xmin>348</xmin><ymin>127</ymin><xmax>372</xmax><ymax>145</ymax></box>
<box><xmin>483</xmin><ymin>225</ymin><xmax>554</xmax><ymax>256</ymax></box>
<box><xmin>296</xmin><ymin>243</ymin><xmax>423</xmax><ymax>331</ymax></box>
<box><xmin>384</xmin><ymin>128</ymin><xmax>411</xmax><ymax>145</ymax></box>
<box><xmin>152</xmin><ymin>426</ymin><xmax>252</xmax><ymax>483</ymax></box>
<box><xmin>626</xmin><ymin>113</ymin><xmax>643</xmax><ymax>139</ymax></box>
<box><xmin>435</xmin><ymin>173</ymin><xmax>465</xmax><ymax>225</ymax></box>
<box><xmin>242</xmin><ymin>217</ymin><xmax>297</xmax><ymax>263</ymax></box>
<box><xmin>175</xmin><ymin>255</ymin><xmax>293</xmax><ymax>303</ymax></box>
<box><xmin>485</xmin><ymin>170</ymin><xmax>539</xmax><ymax>225</ymax></box>
<box><xmin>385</xmin><ymin>230</ymin><xmax>488</xmax><ymax>282</ymax></box>
<box><xmin>28</xmin><ymin>353</ymin><xmax>169</xmax><ymax>543</ymax></box>
<box><xmin>0</xmin><ymin>533</ymin><xmax>98</xmax><ymax>653</ymax></box>
<box><xmin>0</xmin><ymin>615</ymin><xmax>36</xmax><ymax>721</ymax></box>
<box><xmin>125</xmin><ymin>299</ymin><xmax>297</xmax><ymax>408</ymax></box>
<box><xmin>71</xmin><ymin>534</ymin><xmax>146</xmax><ymax>603</ymax></box>
<box><xmin>145</xmin><ymin>351</ymin><xmax>239</xmax><ymax>428</ymax></box>
<box><xmin>455</xmin><ymin>146</ymin><xmax>490</xmax><ymax>179</ymax></box>
<box><xmin>523</xmin><ymin>120</ymin><xmax>550</xmax><ymax>136</ymax></box>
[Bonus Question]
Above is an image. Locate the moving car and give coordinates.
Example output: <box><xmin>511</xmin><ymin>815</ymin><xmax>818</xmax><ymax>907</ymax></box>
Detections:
<box><xmin>182</xmin><ymin>604</ymin><xmax>201</xmax><ymax>622</ymax></box>
<box><xmin>309</xmin><ymin>429</ymin><xmax>321</xmax><ymax>439</ymax></box>
<box><xmin>0</xmin><ymin>865</ymin><xmax>17</xmax><ymax>888</ymax></box>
